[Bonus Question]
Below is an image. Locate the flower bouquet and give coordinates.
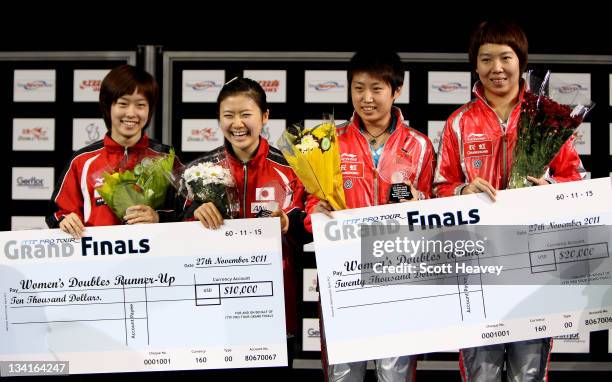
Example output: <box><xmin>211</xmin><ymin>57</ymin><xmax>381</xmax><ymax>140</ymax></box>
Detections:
<box><xmin>95</xmin><ymin>149</ymin><xmax>175</xmax><ymax>220</ymax></box>
<box><xmin>175</xmin><ymin>153</ymin><xmax>240</xmax><ymax>219</ymax></box>
<box><xmin>277</xmin><ymin>114</ymin><xmax>346</xmax><ymax>210</ymax></box>
<box><xmin>508</xmin><ymin>71</ymin><xmax>594</xmax><ymax>188</ymax></box>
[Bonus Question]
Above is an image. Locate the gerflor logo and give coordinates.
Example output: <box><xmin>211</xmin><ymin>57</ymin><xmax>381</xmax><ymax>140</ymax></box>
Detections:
<box><xmin>17</xmin><ymin>176</ymin><xmax>45</xmax><ymax>188</ymax></box>
<box><xmin>307</xmin><ymin>328</ymin><xmax>320</xmax><ymax>338</ymax></box>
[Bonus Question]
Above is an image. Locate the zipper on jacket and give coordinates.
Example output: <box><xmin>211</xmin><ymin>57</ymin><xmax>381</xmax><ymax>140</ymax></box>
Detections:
<box><xmin>119</xmin><ymin>146</ymin><xmax>129</xmax><ymax>169</ymax></box>
<box><xmin>373</xmin><ymin>174</ymin><xmax>379</xmax><ymax>206</ymax></box>
<box><xmin>502</xmin><ymin>134</ymin><xmax>507</xmax><ymax>190</ymax></box>
<box><xmin>242</xmin><ymin>163</ymin><xmax>248</xmax><ymax>218</ymax></box>
<box><xmin>499</xmin><ymin>119</ymin><xmax>509</xmax><ymax>190</ymax></box>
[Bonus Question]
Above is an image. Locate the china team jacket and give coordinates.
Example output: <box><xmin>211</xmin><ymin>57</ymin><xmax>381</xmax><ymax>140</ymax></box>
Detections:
<box><xmin>433</xmin><ymin>82</ymin><xmax>585</xmax><ymax>197</ymax></box>
<box><xmin>304</xmin><ymin>107</ymin><xmax>436</xmax><ymax>232</ymax></box>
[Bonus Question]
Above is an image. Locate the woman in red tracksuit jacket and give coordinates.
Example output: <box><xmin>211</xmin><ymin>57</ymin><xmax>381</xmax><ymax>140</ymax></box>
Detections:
<box><xmin>47</xmin><ymin>64</ymin><xmax>177</xmax><ymax>237</ymax></box>
<box><xmin>306</xmin><ymin>51</ymin><xmax>436</xmax><ymax>382</ymax></box>
<box><xmin>181</xmin><ymin>77</ymin><xmax>310</xmax><ymax>360</ymax></box>
<box><xmin>434</xmin><ymin>20</ymin><xmax>584</xmax><ymax>382</ymax></box>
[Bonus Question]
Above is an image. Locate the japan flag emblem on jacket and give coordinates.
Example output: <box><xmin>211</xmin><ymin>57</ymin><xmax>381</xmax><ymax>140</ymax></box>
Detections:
<box><xmin>255</xmin><ymin>187</ymin><xmax>275</xmax><ymax>201</ymax></box>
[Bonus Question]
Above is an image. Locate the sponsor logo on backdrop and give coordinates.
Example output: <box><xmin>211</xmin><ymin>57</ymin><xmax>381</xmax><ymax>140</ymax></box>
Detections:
<box><xmin>12</xmin><ymin>167</ymin><xmax>54</xmax><ymax>200</ymax></box>
<box><xmin>17</xmin><ymin>176</ymin><xmax>45</xmax><ymax>188</ymax></box>
<box><xmin>186</xmin><ymin>80</ymin><xmax>221</xmax><ymax>91</ymax></box>
<box><xmin>79</xmin><ymin>80</ymin><xmax>102</xmax><ymax>91</ymax></box>
<box><xmin>556</xmin><ymin>84</ymin><xmax>587</xmax><ymax>93</ymax></box>
<box><xmin>303</xmin><ymin>268</ymin><xmax>319</xmax><ymax>301</ymax></box>
<box><xmin>14</xmin><ymin>70</ymin><xmax>56</xmax><ymax>102</ymax></box>
<box><xmin>13</xmin><ymin>119</ymin><xmax>55</xmax><ymax>151</ymax></box>
<box><xmin>309</xmin><ymin>81</ymin><xmax>345</xmax><ymax>91</ymax></box>
<box><xmin>187</xmin><ymin>127</ymin><xmax>219</xmax><ymax>142</ymax></box>
<box><xmin>17</xmin><ymin>127</ymin><xmax>48</xmax><ymax>141</ymax></box>
<box><xmin>10</xmin><ymin>216</ymin><xmax>47</xmax><ymax>231</ymax></box>
<box><xmin>86</xmin><ymin>123</ymin><xmax>102</xmax><ymax>143</ymax></box>
<box><xmin>302</xmin><ymin>318</ymin><xmax>321</xmax><ymax>351</ymax></box>
<box><xmin>17</xmin><ymin>80</ymin><xmax>53</xmax><ymax>90</ymax></box>
<box><xmin>432</xmin><ymin>82</ymin><xmax>468</xmax><ymax>92</ymax></box>
<box><xmin>258</xmin><ymin>80</ymin><xmax>280</xmax><ymax>93</ymax></box>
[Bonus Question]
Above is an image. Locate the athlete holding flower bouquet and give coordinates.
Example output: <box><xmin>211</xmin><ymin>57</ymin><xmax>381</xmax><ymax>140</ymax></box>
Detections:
<box><xmin>181</xmin><ymin>78</ymin><xmax>311</xmax><ymax>363</ymax></box>
<box><xmin>47</xmin><ymin>64</ymin><xmax>179</xmax><ymax>238</ymax></box>
<box><xmin>434</xmin><ymin>20</ymin><xmax>586</xmax><ymax>382</ymax></box>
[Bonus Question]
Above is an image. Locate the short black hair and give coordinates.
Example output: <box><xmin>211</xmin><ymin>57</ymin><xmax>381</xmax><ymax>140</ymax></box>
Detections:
<box><xmin>99</xmin><ymin>64</ymin><xmax>158</xmax><ymax>130</ymax></box>
<box><xmin>348</xmin><ymin>51</ymin><xmax>404</xmax><ymax>93</ymax></box>
<box><xmin>469</xmin><ymin>20</ymin><xmax>529</xmax><ymax>73</ymax></box>
<box><xmin>216</xmin><ymin>77</ymin><xmax>268</xmax><ymax>117</ymax></box>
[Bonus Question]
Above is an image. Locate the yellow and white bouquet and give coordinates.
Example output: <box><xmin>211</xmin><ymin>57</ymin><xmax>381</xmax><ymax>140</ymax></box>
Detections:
<box><xmin>277</xmin><ymin>115</ymin><xmax>346</xmax><ymax>210</ymax></box>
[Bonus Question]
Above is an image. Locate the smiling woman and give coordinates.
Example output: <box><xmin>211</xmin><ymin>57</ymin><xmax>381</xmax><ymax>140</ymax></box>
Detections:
<box><xmin>110</xmin><ymin>90</ymin><xmax>150</xmax><ymax>146</ymax></box>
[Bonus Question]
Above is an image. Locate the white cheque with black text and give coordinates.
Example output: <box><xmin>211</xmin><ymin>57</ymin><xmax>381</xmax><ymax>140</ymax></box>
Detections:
<box><xmin>312</xmin><ymin>178</ymin><xmax>612</xmax><ymax>364</ymax></box>
<box><xmin>0</xmin><ymin>219</ymin><xmax>286</xmax><ymax>375</ymax></box>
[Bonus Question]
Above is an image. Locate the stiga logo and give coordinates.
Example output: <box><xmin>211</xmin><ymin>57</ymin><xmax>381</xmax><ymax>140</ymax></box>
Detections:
<box><xmin>258</xmin><ymin>80</ymin><xmax>280</xmax><ymax>93</ymax></box>
<box><xmin>309</xmin><ymin>81</ymin><xmax>345</xmax><ymax>91</ymax></box>
<box><xmin>79</xmin><ymin>79</ymin><xmax>102</xmax><ymax>91</ymax></box>
<box><xmin>16</xmin><ymin>80</ymin><xmax>53</xmax><ymax>90</ymax></box>
<box><xmin>186</xmin><ymin>81</ymin><xmax>220</xmax><ymax>91</ymax></box>
<box><xmin>432</xmin><ymin>82</ymin><xmax>467</xmax><ymax>92</ymax></box>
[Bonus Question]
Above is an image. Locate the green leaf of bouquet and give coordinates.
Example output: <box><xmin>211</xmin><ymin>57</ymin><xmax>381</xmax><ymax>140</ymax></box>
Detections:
<box><xmin>111</xmin><ymin>182</ymin><xmax>147</xmax><ymax>219</ymax></box>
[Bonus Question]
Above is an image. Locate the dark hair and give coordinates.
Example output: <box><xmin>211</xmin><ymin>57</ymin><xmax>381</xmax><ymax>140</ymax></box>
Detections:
<box><xmin>99</xmin><ymin>64</ymin><xmax>158</xmax><ymax>130</ymax></box>
<box><xmin>468</xmin><ymin>20</ymin><xmax>528</xmax><ymax>73</ymax></box>
<box><xmin>348</xmin><ymin>51</ymin><xmax>404</xmax><ymax>94</ymax></box>
<box><xmin>216</xmin><ymin>77</ymin><xmax>268</xmax><ymax>116</ymax></box>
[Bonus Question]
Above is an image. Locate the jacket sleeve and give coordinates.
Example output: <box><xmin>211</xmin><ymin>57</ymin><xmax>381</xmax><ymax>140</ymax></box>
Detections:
<box><xmin>547</xmin><ymin>136</ymin><xmax>586</xmax><ymax>183</ymax></box>
<box><xmin>285</xmin><ymin>178</ymin><xmax>313</xmax><ymax>245</ymax></box>
<box><xmin>433</xmin><ymin>118</ymin><xmax>467</xmax><ymax>197</ymax></box>
<box><xmin>46</xmin><ymin>160</ymin><xmax>84</xmax><ymax>228</ymax></box>
<box><xmin>415</xmin><ymin>138</ymin><xmax>436</xmax><ymax>199</ymax></box>
<box><xmin>302</xmin><ymin>193</ymin><xmax>321</xmax><ymax>234</ymax></box>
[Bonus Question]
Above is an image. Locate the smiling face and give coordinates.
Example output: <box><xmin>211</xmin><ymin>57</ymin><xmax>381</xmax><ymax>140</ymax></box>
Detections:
<box><xmin>476</xmin><ymin>43</ymin><xmax>521</xmax><ymax>101</ymax></box>
<box><xmin>219</xmin><ymin>93</ymin><xmax>269</xmax><ymax>161</ymax></box>
<box><xmin>110</xmin><ymin>89</ymin><xmax>149</xmax><ymax>146</ymax></box>
<box><xmin>351</xmin><ymin>71</ymin><xmax>401</xmax><ymax>130</ymax></box>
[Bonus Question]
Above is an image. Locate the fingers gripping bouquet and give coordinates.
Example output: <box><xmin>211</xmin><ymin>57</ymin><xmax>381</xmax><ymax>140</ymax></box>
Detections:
<box><xmin>508</xmin><ymin>71</ymin><xmax>594</xmax><ymax>188</ymax></box>
<box><xmin>173</xmin><ymin>152</ymin><xmax>240</xmax><ymax>219</ymax></box>
<box><xmin>277</xmin><ymin>114</ymin><xmax>346</xmax><ymax>211</ymax></box>
<box><xmin>95</xmin><ymin>149</ymin><xmax>175</xmax><ymax>220</ymax></box>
